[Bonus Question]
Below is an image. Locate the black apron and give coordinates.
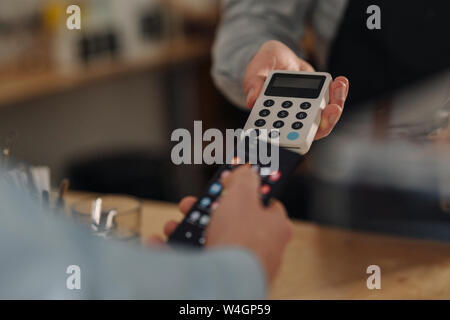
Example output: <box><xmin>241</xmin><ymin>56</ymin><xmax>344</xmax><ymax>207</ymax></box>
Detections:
<box><xmin>327</xmin><ymin>0</ymin><xmax>450</xmax><ymax>109</ymax></box>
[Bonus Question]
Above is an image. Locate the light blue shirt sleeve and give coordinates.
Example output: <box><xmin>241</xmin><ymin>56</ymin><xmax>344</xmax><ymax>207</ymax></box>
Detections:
<box><xmin>212</xmin><ymin>0</ymin><xmax>313</xmax><ymax>107</ymax></box>
<box><xmin>0</xmin><ymin>177</ymin><xmax>266</xmax><ymax>299</ymax></box>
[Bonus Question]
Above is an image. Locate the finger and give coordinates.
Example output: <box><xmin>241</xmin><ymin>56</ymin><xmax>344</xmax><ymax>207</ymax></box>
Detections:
<box><xmin>163</xmin><ymin>220</ymin><xmax>179</xmax><ymax>238</ymax></box>
<box><xmin>267</xmin><ymin>200</ymin><xmax>288</xmax><ymax>218</ymax></box>
<box><xmin>178</xmin><ymin>196</ymin><xmax>197</xmax><ymax>215</ymax></box>
<box><xmin>329</xmin><ymin>76</ymin><xmax>349</xmax><ymax>109</ymax></box>
<box><xmin>314</xmin><ymin>103</ymin><xmax>342</xmax><ymax>140</ymax></box>
<box><xmin>243</xmin><ymin>50</ymin><xmax>275</xmax><ymax>95</ymax></box>
<box><xmin>221</xmin><ymin>165</ymin><xmax>260</xmax><ymax>201</ymax></box>
<box><xmin>221</xmin><ymin>164</ymin><xmax>253</xmax><ymax>187</ymax></box>
<box><xmin>243</xmin><ymin>52</ymin><xmax>275</xmax><ymax>109</ymax></box>
<box><xmin>335</xmin><ymin>76</ymin><xmax>349</xmax><ymax>96</ymax></box>
<box><xmin>298</xmin><ymin>59</ymin><xmax>315</xmax><ymax>72</ymax></box>
<box><xmin>244</xmin><ymin>75</ymin><xmax>266</xmax><ymax>109</ymax></box>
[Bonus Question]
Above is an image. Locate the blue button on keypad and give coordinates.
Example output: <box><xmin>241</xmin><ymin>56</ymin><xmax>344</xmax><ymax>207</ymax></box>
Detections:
<box><xmin>287</xmin><ymin>132</ymin><xmax>299</xmax><ymax>140</ymax></box>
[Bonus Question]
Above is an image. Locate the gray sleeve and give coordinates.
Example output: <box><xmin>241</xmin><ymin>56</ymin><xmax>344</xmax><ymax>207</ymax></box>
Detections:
<box><xmin>212</xmin><ymin>0</ymin><xmax>313</xmax><ymax>108</ymax></box>
<box><xmin>0</xmin><ymin>179</ymin><xmax>266</xmax><ymax>299</ymax></box>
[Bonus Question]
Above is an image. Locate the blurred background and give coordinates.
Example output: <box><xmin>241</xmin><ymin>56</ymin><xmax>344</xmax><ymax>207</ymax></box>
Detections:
<box><xmin>0</xmin><ymin>0</ymin><xmax>449</xmax><ymax>242</ymax></box>
<box><xmin>0</xmin><ymin>0</ymin><xmax>239</xmax><ymax>202</ymax></box>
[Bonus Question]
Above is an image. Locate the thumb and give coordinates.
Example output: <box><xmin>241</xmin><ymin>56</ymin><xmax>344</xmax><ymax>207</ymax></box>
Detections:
<box><xmin>221</xmin><ymin>165</ymin><xmax>261</xmax><ymax>202</ymax></box>
<box><xmin>244</xmin><ymin>75</ymin><xmax>266</xmax><ymax>109</ymax></box>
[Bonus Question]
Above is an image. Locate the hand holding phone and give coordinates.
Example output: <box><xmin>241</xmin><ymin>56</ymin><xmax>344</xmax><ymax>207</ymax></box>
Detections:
<box><xmin>168</xmin><ymin>165</ymin><xmax>293</xmax><ymax>283</ymax></box>
<box><xmin>168</xmin><ymin>140</ymin><xmax>303</xmax><ymax>247</ymax></box>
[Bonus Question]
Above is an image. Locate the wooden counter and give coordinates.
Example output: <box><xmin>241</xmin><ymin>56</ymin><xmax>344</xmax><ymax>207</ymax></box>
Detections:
<box><xmin>65</xmin><ymin>191</ymin><xmax>450</xmax><ymax>299</ymax></box>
